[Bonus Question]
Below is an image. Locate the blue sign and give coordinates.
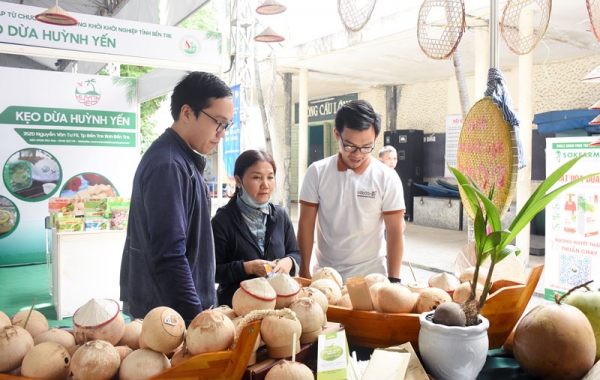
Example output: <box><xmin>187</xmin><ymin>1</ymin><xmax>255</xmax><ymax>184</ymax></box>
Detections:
<box><xmin>223</xmin><ymin>84</ymin><xmax>241</xmax><ymax>180</ymax></box>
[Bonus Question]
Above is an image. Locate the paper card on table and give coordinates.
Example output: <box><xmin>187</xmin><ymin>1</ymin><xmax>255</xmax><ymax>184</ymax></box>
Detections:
<box><xmin>383</xmin><ymin>342</ymin><xmax>430</xmax><ymax>380</ymax></box>
<box><xmin>317</xmin><ymin>330</ymin><xmax>348</xmax><ymax>380</ymax></box>
<box><xmin>362</xmin><ymin>349</ymin><xmax>410</xmax><ymax>380</ymax></box>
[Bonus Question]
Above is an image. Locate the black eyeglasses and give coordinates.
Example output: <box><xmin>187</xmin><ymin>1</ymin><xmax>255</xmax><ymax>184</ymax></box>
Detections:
<box><xmin>339</xmin><ymin>136</ymin><xmax>375</xmax><ymax>154</ymax></box>
<box><xmin>201</xmin><ymin>110</ymin><xmax>234</xmax><ymax>132</ymax></box>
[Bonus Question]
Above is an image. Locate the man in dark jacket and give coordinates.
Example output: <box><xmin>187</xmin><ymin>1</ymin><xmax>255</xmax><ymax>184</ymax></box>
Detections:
<box><xmin>120</xmin><ymin>72</ymin><xmax>233</xmax><ymax>325</ymax></box>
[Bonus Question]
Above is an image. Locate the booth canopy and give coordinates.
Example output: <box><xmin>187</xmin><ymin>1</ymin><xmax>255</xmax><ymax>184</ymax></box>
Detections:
<box><xmin>534</xmin><ymin>109</ymin><xmax>600</xmax><ymax>134</ymax></box>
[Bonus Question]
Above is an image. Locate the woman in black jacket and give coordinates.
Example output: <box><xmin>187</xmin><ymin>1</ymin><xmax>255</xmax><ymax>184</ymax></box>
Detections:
<box><xmin>212</xmin><ymin>150</ymin><xmax>301</xmax><ymax>307</ymax></box>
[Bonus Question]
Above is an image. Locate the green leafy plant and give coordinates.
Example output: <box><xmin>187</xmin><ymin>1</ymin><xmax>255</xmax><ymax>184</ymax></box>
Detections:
<box><xmin>448</xmin><ymin>155</ymin><xmax>600</xmax><ymax>326</ymax></box>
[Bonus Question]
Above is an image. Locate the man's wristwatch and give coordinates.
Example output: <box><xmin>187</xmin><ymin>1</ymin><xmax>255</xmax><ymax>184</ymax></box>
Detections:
<box><xmin>388</xmin><ymin>277</ymin><xmax>401</xmax><ymax>283</ymax></box>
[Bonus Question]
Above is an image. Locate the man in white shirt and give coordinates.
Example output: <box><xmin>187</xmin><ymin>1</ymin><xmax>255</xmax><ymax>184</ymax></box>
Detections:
<box><xmin>297</xmin><ymin>100</ymin><xmax>406</xmax><ymax>284</ymax></box>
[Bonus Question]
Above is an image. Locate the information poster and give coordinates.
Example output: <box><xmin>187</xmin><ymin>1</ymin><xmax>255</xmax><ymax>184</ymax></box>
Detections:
<box><xmin>0</xmin><ymin>67</ymin><xmax>138</xmax><ymax>266</ymax></box>
<box><xmin>444</xmin><ymin>114</ymin><xmax>462</xmax><ymax>177</ymax></box>
<box><xmin>545</xmin><ymin>137</ymin><xmax>600</xmax><ymax>299</ymax></box>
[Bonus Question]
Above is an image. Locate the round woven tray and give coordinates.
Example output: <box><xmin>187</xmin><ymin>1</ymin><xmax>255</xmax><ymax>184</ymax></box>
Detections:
<box><xmin>456</xmin><ymin>97</ymin><xmax>518</xmax><ymax>220</ymax></box>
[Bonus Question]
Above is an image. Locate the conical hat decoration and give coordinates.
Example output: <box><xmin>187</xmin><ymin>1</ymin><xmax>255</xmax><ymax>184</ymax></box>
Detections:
<box><xmin>456</xmin><ymin>96</ymin><xmax>518</xmax><ymax>220</ymax></box>
<box><xmin>267</xmin><ymin>273</ymin><xmax>301</xmax><ymax>297</ymax></box>
<box><xmin>428</xmin><ymin>272</ymin><xmax>461</xmax><ymax>292</ymax></box>
<box><xmin>240</xmin><ymin>277</ymin><xmax>277</xmax><ymax>301</ymax></box>
<box><xmin>73</xmin><ymin>298</ymin><xmax>120</xmax><ymax>328</ymax></box>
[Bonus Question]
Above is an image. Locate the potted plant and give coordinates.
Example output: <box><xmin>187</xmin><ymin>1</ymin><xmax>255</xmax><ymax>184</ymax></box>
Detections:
<box><xmin>418</xmin><ymin>155</ymin><xmax>600</xmax><ymax>380</ymax></box>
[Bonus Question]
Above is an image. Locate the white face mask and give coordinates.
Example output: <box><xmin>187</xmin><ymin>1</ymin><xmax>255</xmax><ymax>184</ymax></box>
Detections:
<box><xmin>236</xmin><ymin>179</ymin><xmax>270</xmax><ymax>212</ymax></box>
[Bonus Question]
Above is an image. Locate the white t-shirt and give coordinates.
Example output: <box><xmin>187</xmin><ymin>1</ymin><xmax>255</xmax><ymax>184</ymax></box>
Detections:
<box><xmin>299</xmin><ymin>154</ymin><xmax>405</xmax><ymax>282</ymax></box>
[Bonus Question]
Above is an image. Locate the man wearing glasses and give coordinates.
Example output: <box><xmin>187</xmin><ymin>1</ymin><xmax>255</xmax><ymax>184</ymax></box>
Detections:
<box><xmin>298</xmin><ymin>100</ymin><xmax>405</xmax><ymax>285</ymax></box>
<box><xmin>120</xmin><ymin>72</ymin><xmax>234</xmax><ymax>326</ymax></box>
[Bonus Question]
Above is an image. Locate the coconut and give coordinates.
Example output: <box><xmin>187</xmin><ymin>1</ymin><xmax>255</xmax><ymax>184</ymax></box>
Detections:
<box><xmin>452</xmin><ymin>281</ymin><xmax>484</xmax><ymax>304</ymax></box>
<box><xmin>68</xmin><ymin>345</ymin><xmax>80</xmax><ymax>357</ymax></box>
<box><xmin>186</xmin><ymin>309</ymin><xmax>236</xmax><ymax>355</ymax></box>
<box><xmin>0</xmin><ymin>310</ymin><xmax>10</xmax><ymax>328</ymax></box>
<box><xmin>232</xmin><ymin>277</ymin><xmax>277</xmax><ymax>317</ymax></box>
<box><xmin>72</xmin><ymin>299</ymin><xmax>125</xmax><ymax>346</ymax></box>
<box><xmin>369</xmin><ymin>282</ymin><xmax>385</xmax><ymax>312</ymax></box>
<box><xmin>428</xmin><ymin>272</ymin><xmax>461</xmax><ymax>295</ymax></box>
<box><xmin>33</xmin><ymin>327</ymin><xmax>76</xmax><ymax>350</ymax></box>
<box><xmin>260</xmin><ymin>314</ymin><xmax>302</xmax><ymax>358</ymax></box>
<box><xmin>265</xmin><ymin>360</ymin><xmax>314</xmax><ymax>380</ymax></box>
<box><xmin>141</xmin><ymin>306</ymin><xmax>185</xmax><ymax>354</ymax></box>
<box><xmin>311</xmin><ymin>267</ymin><xmax>343</xmax><ymax>289</ymax></box>
<box><xmin>232</xmin><ymin>316</ymin><xmax>263</xmax><ymax>352</ymax></box>
<box><xmin>459</xmin><ymin>266</ymin><xmax>488</xmax><ymax>286</ymax></box>
<box><xmin>341</xmin><ymin>285</ymin><xmax>348</xmax><ymax>296</ymax></box>
<box><xmin>171</xmin><ymin>346</ymin><xmax>194</xmax><ymax>366</ymax></box>
<box><xmin>214</xmin><ymin>305</ymin><xmax>238</xmax><ymax>320</ymax></box>
<box><xmin>406</xmin><ymin>281</ymin><xmax>429</xmax><ymax>293</ymax></box>
<box><xmin>310</xmin><ymin>279</ymin><xmax>342</xmax><ymax>305</ymax></box>
<box><xmin>268</xmin><ymin>273</ymin><xmax>302</xmax><ymax>309</ymax></box>
<box><xmin>336</xmin><ymin>294</ymin><xmax>352</xmax><ymax>308</ymax></box>
<box><xmin>432</xmin><ymin>302</ymin><xmax>467</xmax><ymax>327</ymax></box>
<box><xmin>0</xmin><ymin>325</ymin><xmax>34</xmax><ymax>372</ymax></box>
<box><xmin>117</xmin><ymin>319</ymin><xmax>143</xmax><ymax>350</ymax></box>
<box><xmin>377</xmin><ymin>283</ymin><xmax>415</xmax><ymax>313</ymax></box>
<box><xmin>119</xmin><ymin>348</ymin><xmax>171</xmax><ymax>380</ymax></box>
<box><xmin>415</xmin><ymin>288</ymin><xmax>452</xmax><ymax>313</ymax></box>
<box><xmin>289</xmin><ymin>297</ymin><xmax>324</xmax><ymax>343</ymax></box>
<box><xmin>11</xmin><ymin>309</ymin><xmax>49</xmax><ymax>339</ymax></box>
<box><xmin>21</xmin><ymin>341</ymin><xmax>71</xmax><ymax>380</ymax></box>
<box><xmin>71</xmin><ymin>340</ymin><xmax>120</xmax><ymax>380</ymax></box>
<box><xmin>115</xmin><ymin>345</ymin><xmax>134</xmax><ymax>363</ymax></box>
<box><xmin>364</xmin><ymin>273</ymin><xmax>390</xmax><ymax>288</ymax></box>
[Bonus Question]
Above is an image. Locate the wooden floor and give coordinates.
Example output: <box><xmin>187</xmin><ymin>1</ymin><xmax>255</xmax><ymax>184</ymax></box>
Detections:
<box><xmin>0</xmin><ymin>263</ymin><xmax>73</xmax><ymax>327</ymax></box>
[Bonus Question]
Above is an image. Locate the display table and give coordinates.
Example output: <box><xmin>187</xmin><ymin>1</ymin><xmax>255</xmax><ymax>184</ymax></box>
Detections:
<box><xmin>51</xmin><ymin>229</ymin><xmax>125</xmax><ymax>320</ymax></box>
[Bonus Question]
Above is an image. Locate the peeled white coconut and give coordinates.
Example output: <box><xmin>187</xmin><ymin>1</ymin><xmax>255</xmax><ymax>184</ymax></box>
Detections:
<box><xmin>141</xmin><ymin>306</ymin><xmax>185</xmax><ymax>354</ymax></box>
<box><xmin>11</xmin><ymin>309</ymin><xmax>49</xmax><ymax>339</ymax></box>
<box><xmin>299</xmin><ymin>287</ymin><xmax>329</xmax><ymax>314</ymax></box>
<box><xmin>415</xmin><ymin>287</ymin><xmax>452</xmax><ymax>313</ymax></box>
<box><xmin>115</xmin><ymin>345</ymin><xmax>134</xmax><ymax>363</ymax></box>
<box><xmin>268</xmin><ymin>273</ymin><xmax>302</xmax><ymax>309</ymax></box>
<box><xmin>72</xmin><ymin>299</ymin><xmax>125</xmax><ymax>346</ymax></box>
<box><xmin>33</xmin><ymin>327</ymin><xmax>76</xmax><ymax>350</ymax></box>
<box><xmin>260</xmin><ymin>314</ymin><xmax>302</xmax><ymax>358</ymax></box>
<box><xmin>459</xmin><ymin>266</ymin><xmax>488</xmax><ymax>286</ymax></box>
<box><xmin>0</xmin><ymin>325</ymin><xmax>34</xmax><ymax>372</ymax></box>
<box><xmin>369</xmin><ymin>282</ymin><xmax>386</xmax><ymax>312</ymax></box>
<box><xmin>310</xmin><ymin>279</ymin><xmax>342</xmax><ymax>305</ymax></box>
<box><xmin>0</xmin><ymin>310</ymin><xmax>10</xmax><ymax>328</ymax></box>
<box><xmin>289</xmin><ymin>297</ymin><xmax>324</xmax><ymax>343</ymax></box>
<box><xmin>186</xmin><ymin>309</ymin><xmax>236</xmax><ymax>355</ymax></box>
<box><xmin>405</xmin><ymin>281</ymin><xmax>430</xmax><ymax>293</ymax></box>
<box><xmin>364</xmin><ymin>273</ymin><xmax>390</xmax><ymax>288</ymax></box>
<box><xmin>71</xmin><ymin>340</ymin><xmax>120</xmax><ymax>380</ymax></box>
<box><xmin>232</xmin><ymin>316</ymin><xmax>263</xmax><ymax>352</ymax></box>
<box><xmin>453</xmin><ymin>281</ymin><xmax>484</xmax><ymax>304</ymax></box>
<box><xmin>21</xmin><ymin>341</ymin><xmax>71</xmax><ymax>380</ymax></box>
<box><xmin>214</xmin><ymin>305</ymin><xmax>238</xmax><ymax>320</ymax></box>
<box><xmin>265</xmin><ymin>360</ymin><xmax>314</xmax><ymax>380</ymax></box>
<box><xmin>311</xmin><ymin>267</ymin><xmax>343</xmax><ymax>289</ymax></box>
<box><xmin>68</xmin><ymin>345</ymin><xmax>80</xmax><ymax>357</ymax></box>
<box><xmin>377</xmin><ymin>283</ymin><xmax>415</xmax><ymax>313</ymax></box>
<box><xmin>232</xmin><ymin>277</ymin><xmax>277</xmax><ymax>317</ymax></box>
<box><xmin>119</xmin><ymin>348</ymin><xmax>171</xmax><ymax>380</ymax></box>
<box><xmin>117</xmin><ymin>319</ymin><xmax>143</xmax><ymax>350</ymax></box>
<box><xmin>336</xmin><ymin>294</ymin><xmax>352</xmax><ymax>308</ymax></box>
<box><xmin>428</xmin><ymin>272</ymin><xmax>461</xmax><ymax>295</ymax></box>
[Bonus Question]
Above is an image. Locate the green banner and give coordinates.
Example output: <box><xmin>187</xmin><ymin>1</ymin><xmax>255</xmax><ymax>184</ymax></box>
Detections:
<box><xmin>15</xmin><ymin>128</ymin><xmax>136</xmax><ymax>147</ymax></box>
<box><xmin>0</xmin><ymin>106</ymin><xmax>136</xmax><ymax>129</ymax></box>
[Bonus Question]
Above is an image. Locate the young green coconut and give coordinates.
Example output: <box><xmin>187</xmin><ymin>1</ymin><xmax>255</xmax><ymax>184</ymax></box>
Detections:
<box><xmin>436</xmin><ymin>155</ymin><xmax>600</xmax><ymax>326</ymax></box>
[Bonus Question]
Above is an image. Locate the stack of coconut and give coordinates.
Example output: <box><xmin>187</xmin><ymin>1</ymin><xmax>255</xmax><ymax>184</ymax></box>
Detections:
<box><xmin>328</xmin><ymin>266</ymin><xmax>490</xmax><ymax>314</ymax></box>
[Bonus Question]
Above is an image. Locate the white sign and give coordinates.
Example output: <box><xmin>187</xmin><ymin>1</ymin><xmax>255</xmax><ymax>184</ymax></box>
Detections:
<box><xmin>444</xmin><ymin>114</ymin><xmax>463</xmax><ymax>177</ymax></box>
<box><xmin>0</xmin><ymin>3</ymin><xmax>220</xmax><ymax>66</ymax></box>
<box><xmin>0</xmin><ymin>67</ymin><xmax>139</xmax><ymax>266</ymax></box>
<box><xmin>545</xmin><ymin>137</ymin><xmax>600</xmax><ymax>300</ymax></box>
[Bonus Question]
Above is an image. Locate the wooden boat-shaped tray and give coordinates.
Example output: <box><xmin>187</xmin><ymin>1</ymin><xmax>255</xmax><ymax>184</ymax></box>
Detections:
<box><xmin>299</xmin><ymin>264</ymin><xmax>543</xmax><ymax>350</ymax></box>
<box><xmin>0</xmin><ymin>320</ymin><xmax>261</xmax><ymax>380</ymax></box>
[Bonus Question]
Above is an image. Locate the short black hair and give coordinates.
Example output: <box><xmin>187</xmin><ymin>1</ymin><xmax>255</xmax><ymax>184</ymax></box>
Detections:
<box><xmin>170</xmin><ymin>71</ymin><xmax>232</xmax><ymax>121</ymax></box>
<box><xmin>334</xmin><ymin>99</ymin><xmax>381</xmax><ymax>136</ymax></box>
<box><xmin>234</xmin><ymin>150</ymin><xmax>276</xmax><ymax>196</ymax></box>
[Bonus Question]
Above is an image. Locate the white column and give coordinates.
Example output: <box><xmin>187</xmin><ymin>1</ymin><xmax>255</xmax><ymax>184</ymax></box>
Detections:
<box><xmin>474</xmin><ymin>26</ymin><xmax>489</xmax><ymax>101</ymax></box>
<box><xmin>298</xmin><ymin>68</ymin><xmax>309</xmax><ymax>195</ymax></box>
<box><xmin>516</xmin><ymin>9</ymin><xmax>534</xmax><ymax>266</ymax></box>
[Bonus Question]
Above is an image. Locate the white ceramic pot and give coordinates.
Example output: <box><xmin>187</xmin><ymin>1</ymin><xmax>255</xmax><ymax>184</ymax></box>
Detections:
<box><xmin>418</xmin><ymin>311</ymin><xmax>489</xmax><ymax>380</ymax></box>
